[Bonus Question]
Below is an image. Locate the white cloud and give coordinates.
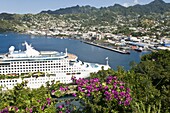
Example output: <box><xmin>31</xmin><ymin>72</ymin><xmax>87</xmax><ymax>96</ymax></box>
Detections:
<box><xmin>134</xmin><ymin>0</ymin><xmax>139</xmax><ymax>4</ymax></box>
<box><xmin>123</xmin><ymin>0</ymin><xmax>140</xmax><ymax>7</ymax></box>
<box><xmin>123</xmin><ymin>3</ymin><xmax>129</xmax><ymax>7</ymax></box>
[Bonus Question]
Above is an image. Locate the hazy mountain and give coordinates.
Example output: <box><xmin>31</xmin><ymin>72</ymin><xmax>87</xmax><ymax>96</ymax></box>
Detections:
<box><xmin>40</xmin><ymin>5</ymin><xmax>98</xmax><ymax>15</ymax></box>
<box><xmin>40</xmin><ymin>0</ymin><xmax>170</xmax><ymax>15</ymax></box>
<box><xmin>0</xmin><ymin>13</ymin><xmax>15</xmax><ymax>20</ymax></box>
<box><xmin>127</xmin><ymin>0</ymin><xmax>170</xmax><ymax>15</ymax></box>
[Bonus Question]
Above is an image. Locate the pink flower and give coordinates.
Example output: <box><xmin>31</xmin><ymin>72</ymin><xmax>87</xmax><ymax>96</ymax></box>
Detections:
<box><xmin>113</xmin><ymin>76</ymin><xmax>117</xmax><ymax>80</ymax></box>
<box><xmin>41</xmin><ymin>105</ymin><xmax>45</xmax><ymax>110</ymax></box>
<box><xmin>72</xmin><ymin>93</ymin><xmax>77</xmax><ymax>97</ymax></box>
<box><xmin>30</xmin><ymin>108</ymin><xmax>33</xmax><ymax>113</ymax></box>
<box><xmin>59</xmin><ymin>86</ymin><xmax>65</xmax><ymax>91</ymax></box>
<box><xmin>66</xmin><ymin>109</ymin><xmax>71</xmax><ymax>113</ymax></box>
<box><xmin>126</xmin><ymin>88</ymin><xmax>130</xmax><ymax>93</ymax></box>
<box><xmin>51</xmin><ymin>90</ymin><xmax>55</xmax><ymax>93</ymax></box>
<box><xmin>78</xmin><ymin>86</ymin><xmax>82</xmax><ymax>91</ymax></box>
<box><xmin>120</xmin><ymin>86</ymin><xmax>124</xmax><ymax>89</ymax></box>
<box><xmin>87</xmin><ymin>93</ymin><xmax>91</xmax><ymax>96</ymax></box>
<box><xmin>47</xmin><ymin>101</ymin><xmax>51</xmax><ymax>105</ymax></box>
<box><xmin>118</xmin><ymin>101</ymin><xmax>122</xmax><ymax>105</ymax></box>
<box><xmin>46</xmin><ymin>98</ymin><xmax>50</xmax><ymax>101</ymax></box>
<box><xmin>124</xmin><ymin>100</ymin><xmax>130</xmax><ymax>106</ymax></box>
<box><xmin>26</xmin><ymin>107</ymin><xmax>29</xmax><ymax>111</ymax></box>
<box><xmin>120</xmin><ymin>92</ymin><xmax>125</xmax><ymax>97</ymax></box>
<box><xmin>104</xmin><ymin>86</ymin><xmax>108</xmax><ymax>90</ymax></box>
<box><xmin>15</xmin><ymin>107</ymin><xmax>18</xmax><ymax>111</ymax></box>
<box><xmin>58</xmin><ymin>105</ymin><xmax>63</xmax><ymax>109</ymax></box>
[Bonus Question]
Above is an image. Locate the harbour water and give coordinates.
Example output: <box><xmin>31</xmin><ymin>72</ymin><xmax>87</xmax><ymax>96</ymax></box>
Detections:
<box><xmin>0</xmin><ymin>32</ymin><xmax>150</xmax><ymax>70</ymax></box>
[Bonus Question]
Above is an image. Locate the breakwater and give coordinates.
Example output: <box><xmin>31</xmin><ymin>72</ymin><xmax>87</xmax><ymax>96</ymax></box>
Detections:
<box><xmin>82</xmin><ymin>41</ymin><xmax>130</xmax><ymax>54</ymax></box>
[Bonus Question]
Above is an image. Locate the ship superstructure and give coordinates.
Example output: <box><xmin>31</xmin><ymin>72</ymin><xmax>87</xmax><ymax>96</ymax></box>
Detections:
<box><xmin>0</xmin><ymin>42</ymin><xmax>110</xmax><ymax>90</ymax></box>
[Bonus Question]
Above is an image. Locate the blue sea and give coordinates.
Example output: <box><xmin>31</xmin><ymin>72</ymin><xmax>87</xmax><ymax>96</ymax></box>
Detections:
<box><xmin>0</xmin><ymin>32</ymin><xmax>149</xmax><ymax>70</ymax></box>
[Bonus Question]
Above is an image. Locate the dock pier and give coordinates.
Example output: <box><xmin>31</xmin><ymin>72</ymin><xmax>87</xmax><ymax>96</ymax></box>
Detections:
<box><xmin>81</xmin><ymin>41</ymin><xmax>130</xmax><ymax>54</ymax></box>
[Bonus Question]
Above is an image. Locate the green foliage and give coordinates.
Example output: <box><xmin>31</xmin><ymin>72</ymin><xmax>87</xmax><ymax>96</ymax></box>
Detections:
<box><xmin>73</xmin><ymin>76</ymin><xmax>132</xmax><ymax>113</ymax></box>
<box><xmin>0</xmin><ymin>50</ymin><xmax>170</xmax><ymax>113</ymax></box>
<box><xmin>132</xmin><ymin>50</ymin><xmax>170</xmax><ymax>112</ymax></box>
<box><xmin>90</xmin><ymin>67</ymin><xmax>161</xmax><ymax>112</ymax></box>
<box><xmin>133</xmin><ymin>101</ymin><xmax>161</xmax><ymax>113</ymax></box>
<box><xmin>0</xmin><ymin>20</ymin><xmax>14</xmax><ymax>32</ymax></box>
<box><xmin>41</xmin><ymin>5</ymin><xmax>98</xmax><ymax>15</ymax></box>
<box><xmin>0</xmin><ymin>0</ymin><xmax>169</xmax><ymax>37</ymax></box>
<box><xmin>0</xmin><ymin>81</ymin><xmax>56</xmax><ymax>113</ymax></box>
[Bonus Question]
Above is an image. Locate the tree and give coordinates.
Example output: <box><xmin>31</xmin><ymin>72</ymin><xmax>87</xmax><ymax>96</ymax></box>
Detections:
<box><xmin>132</xmin><ymin>50</ymin><xmax>170</xmax><ymax>112</ymax></box>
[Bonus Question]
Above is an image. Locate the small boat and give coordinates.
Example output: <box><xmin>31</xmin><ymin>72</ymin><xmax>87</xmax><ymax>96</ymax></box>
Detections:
<box><xmin>135</xmin><ymin>47</ymin><xmax>143</xmax><ymax>52</ymax></box>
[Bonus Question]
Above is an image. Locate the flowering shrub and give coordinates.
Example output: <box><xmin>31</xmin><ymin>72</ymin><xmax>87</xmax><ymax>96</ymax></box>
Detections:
<box><xmin>0</xmin><ymin>82</ymin><xmax>56</xmax><ymax>113</ymax></box>
<box><xmin>0</xmin><ymin>106</ymin><xmax>18</xmax><ymax>113</ymax></box>
<box><xmin>0</xmin><ymin>98</ymin><xmax>55</xmax><ymax>113</ymax></box>
<box><xmin>56</xmin><ymin>100</ymin><xmax>75</xmax><ymax>113</ymax></box>
<box><xmin>71</xmin><ymin>76</ymin><xmax>132</xmax><ymax>113</ymax></box>
<box><xmin>0</xmin><ymin>76</ymin><xmax>132</xmax><ymax>113</ymax></box>
<box><xmin>55</xmin><ymin>76</ymin><xmax>132</xmax><ymax>113</ymax></box>
<box><xmin>53</xmin><ymin>84</ymin><xmax>77</xmax><ymax>113</ymax></box>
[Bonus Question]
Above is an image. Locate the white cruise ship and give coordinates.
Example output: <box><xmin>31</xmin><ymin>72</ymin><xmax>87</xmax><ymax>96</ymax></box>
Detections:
<box><xmin>0</xmin><ymin>42</ymin><xmax>110</xmax><ymax>90</ymax></box>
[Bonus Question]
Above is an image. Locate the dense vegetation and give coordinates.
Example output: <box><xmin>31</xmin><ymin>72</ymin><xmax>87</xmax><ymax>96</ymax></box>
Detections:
<box><xmin>0</xmin><ymin>20</ymin><xmax>15</xmax><ymax>32</ymax></box>
<box><xmin>0</xmin><ymin>0</ymin><xmax>170</xmax><ymax>37</ymax></box>
<box><xmin>0</xmin><ymin>13</ymin><xmax>26</xmax><ymax>32</ymax></box>
<box><xmin>40</xmin><ymin>5</ymin><xmax>98</xmax><ymax>15</ymax></box>
<box><xmin>0</xmin><ymin>50</ymin><xmax>170</xmax><ymax>113</ymax></box>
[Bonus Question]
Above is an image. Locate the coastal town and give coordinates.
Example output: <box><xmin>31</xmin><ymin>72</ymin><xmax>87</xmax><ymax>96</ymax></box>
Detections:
<box><xmin>0</xmin><ymin>0</ymin><xmax>170</xmax><ymax>113</ymax></box>
<box><xmin>0</xmin><ymin>1</ymin><xmax>170</xmax><ymax>54</ymax></box>
<box><xmin>23</xmin><ymin>12</ymin><xmax>170</xmax><ymax>53</ymax></box>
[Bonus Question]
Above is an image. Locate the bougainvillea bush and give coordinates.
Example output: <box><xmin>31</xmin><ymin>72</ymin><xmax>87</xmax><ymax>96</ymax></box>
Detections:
<box><xmin>55</xmin><ymin>75</ymin><xmax>132</xmax><ymax>113</ymax></box>
<box><xmin>0</xmin><ymin>82</ymin><xmax>56</xmax><ymax>113</ymax></box>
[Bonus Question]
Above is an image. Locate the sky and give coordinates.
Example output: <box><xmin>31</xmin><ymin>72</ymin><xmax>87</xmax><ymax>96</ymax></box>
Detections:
<box><xmin>0</xmin><ymin>0</ymin><xmax>169</xmax><ymax>14</ymax></box>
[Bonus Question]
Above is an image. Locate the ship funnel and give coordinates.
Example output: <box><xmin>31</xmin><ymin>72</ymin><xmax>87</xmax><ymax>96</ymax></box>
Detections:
<box><xmin>9</xmin><ymin>46</ymin><xmax>15</xmax><ymax>54</ymax></box>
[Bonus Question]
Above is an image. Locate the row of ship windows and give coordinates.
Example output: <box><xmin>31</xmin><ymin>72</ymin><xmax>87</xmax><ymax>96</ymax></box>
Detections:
<box><xmin>0</xmin><ymin>80</ymin><xmax>72</xmax><ymax>87</ymax></box>
<box><xmin>0</xmin><ymin>72</ymin><xmax>73</xmax><ymax>75</ymax></box>
<box><xmin>0</xmin><ymin>70</ymin><xmax>82</xmax><ymax>74</ymax></box>
<box><xmin>0</xmin><ymin>66</ymin><xmax>69</xmax><ymax>70</ymax></box>
<box><xmin>28</xmin><ymin>80</ymin><xmax>71</xmax><ymax>84</ymax></box>
<box><xmin>0</xmin><ymin>80</ymin><xmax>17</xmax><ymax>83</ymax></box>
<box><xmin>0</xmin><ymin>68</ymin><xmax>81</xmax><ymax>71</ymax></box>
<box><xmin>1</xmin><ymin>83</ymin><xmax>16</xmax><ymax>87</ymax></box>
<box><xmin>29</xmin><ymin>77</ymin><xmax>66</xmax><ymax>81</ymax></box>
<box><xmin>0</xmin><ymin>77</ymin><xmax>66</xmax><ymax>83</ymax></box>
<box><xmin>0</xmin><ymin>64</ymin><xmax>69</xmax><ymax>67</ymax></box>
<box><xmin>0</xmin><ymin>67</ymin><xmax>81</xmax><ymax>71</ymax></box>
<box><xmin>10</xmin><ymin>63</ymin><xmax>66</xmax><ymax>66</ymax></box>
<box><xmin>11</xmin><ymin>61</ymin><xmax>68</xmax><ymax>64</ymax></box>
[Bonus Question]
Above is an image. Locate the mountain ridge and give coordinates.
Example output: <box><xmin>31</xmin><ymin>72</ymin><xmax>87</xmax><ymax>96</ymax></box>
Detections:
<box><xmin>40</xmin><ymin>0</ymin><xmax>170</xmax><ymax>15</ymax></box>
